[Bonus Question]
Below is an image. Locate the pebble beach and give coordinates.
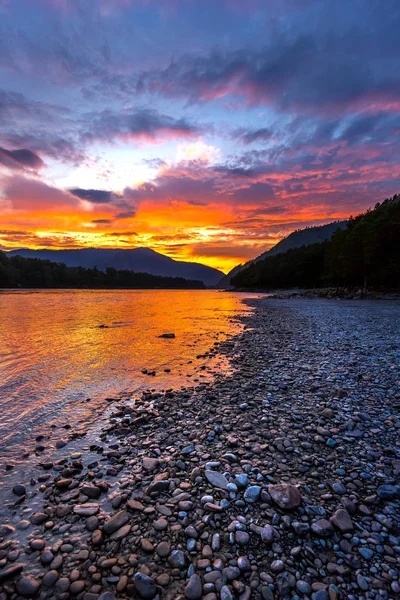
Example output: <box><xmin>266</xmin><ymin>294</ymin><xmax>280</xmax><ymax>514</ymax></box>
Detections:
<box><xmin>0</xmin><ymin>297</ymin><xmax>399</xmax><ymax>600</ymax></box>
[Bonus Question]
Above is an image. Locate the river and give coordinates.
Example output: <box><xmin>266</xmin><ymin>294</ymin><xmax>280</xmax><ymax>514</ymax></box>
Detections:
<box><xmin>0</xmin><ymin>289</ymin><xmax>255</xmax><ymax>472</ymax></box>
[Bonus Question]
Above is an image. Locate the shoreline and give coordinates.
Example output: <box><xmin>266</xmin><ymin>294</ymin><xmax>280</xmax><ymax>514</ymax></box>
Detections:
<box><xmin>0</xmin><ymin>297</ymin><xmax>399</xmax><ymax>599</ymax></box>
<box><xmin>227</xmin><ymin>288</ymin><xmax>400</xmax><ymax>301</ymax></box>
<box><xmin>0</xmin><ymin>289</ymin><xmax>249</xmax><ymax>474</ymax></box>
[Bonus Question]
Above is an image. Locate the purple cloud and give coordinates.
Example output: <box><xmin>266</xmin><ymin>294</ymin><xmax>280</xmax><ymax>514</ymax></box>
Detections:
<box><xmin>83</xmin><ymin>108</ymin><xmax>200</xmax><ymax>145</ymax></box>
<box><xmin>69</xmin><ymin>186</ymin><xmax>139</xmax><ymax>218</ymax></box>
<box><xmin>70</xmin><ymin>188</ymin><xmax>116</xmax><ymax>204</ymax></box>
<box><xmin>0</xmin><ymin>147</ymin><xmax>44</xmax><ymax>171</ymax></box>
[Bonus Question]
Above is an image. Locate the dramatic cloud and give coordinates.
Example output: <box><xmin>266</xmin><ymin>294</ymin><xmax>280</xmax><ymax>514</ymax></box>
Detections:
<box><xmin>0</xmin><ymin>147</ymin><xmax>44</xmax><ymax>171</ymax></box>
<box><xmin>0</xmin><ymin>0</ymin><xmax>399</xmax><ymax>272</ymax></box>
<box><xmin>1</xmin><ymin>174</ymin><xmax>80</xmax><ymax>211</ymax></box>
<box><xmin>126</xmin><ymin>162</ymin><xmax>278</xmax><ymax>209</ymax></box>
<box><xmin>0</xmin><ymin>91</ymin><xmax>83</xmax><ymax>164</ymax></box>
<box><xmin>134</xmin><ymin>2</ymin><xmax>400</xmax><ymax>115</ymax></box>
<box><xmin>70</xmin><ymin>186</ymin><xmax>139</xmax><ymax>217</ymax></box>
<box><xmin>2</xmin><ymin>133</ymin><xmax>84</xmax><ymax>165</ymax></box>
<box><xmin>0</xmin><ymin>90</ymin><xmax>69</xmax><ymax>121</ymax></box>
<box><xmin>84</xmin><ymin>108</ymin><xmax>199</xmax><ymax>145</ymax></box>
<box><xmin>70</xmin><ymin>188</ymin><xmax>116</xmax><ymax>204</ymax></box>
<box><xmin>237</xmin><ymin>128</ymin><xmax>273</xmax><ymax>145</ymax></box>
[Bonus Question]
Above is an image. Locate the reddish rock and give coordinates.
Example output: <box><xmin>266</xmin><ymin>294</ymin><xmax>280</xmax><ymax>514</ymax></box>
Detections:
<box><xmin>330</xmin><ymin>508</ymin><xmax>353</xmax><ymax>532</ymax></box>
<box><xmin>268</xmin><ymin>483</ymin><xmax>302</xmax><ymax>510</ymax></box>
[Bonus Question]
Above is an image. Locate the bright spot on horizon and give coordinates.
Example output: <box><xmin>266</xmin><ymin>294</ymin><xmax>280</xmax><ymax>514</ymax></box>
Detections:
<box><xmin>0</xmin><ymin>0</ymin><xmax>398</xmax><ymax>273</ymax></box>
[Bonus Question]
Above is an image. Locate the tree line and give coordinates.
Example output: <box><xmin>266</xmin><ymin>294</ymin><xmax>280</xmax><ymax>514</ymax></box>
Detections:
<box><xmin>231</xmin><ymin>195</ymin><xmax>400</xmax><ymax>290</ymax></box>
<box><xmin>0</xmin><ymin>253</ymin><xmax>206</xmax><ymax>289</ymax></box>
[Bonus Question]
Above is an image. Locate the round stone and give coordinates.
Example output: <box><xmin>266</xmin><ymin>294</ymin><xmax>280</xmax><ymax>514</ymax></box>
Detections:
<box><xmin>16</xmin><ymin>576</ymin><xmax>41</xmax><ymax>597</ymax></box>
<box><xmin>133</xmin><ymin>572</ymin><xmax>156</xmax><ymax>599</ymax></box>
<box><xmin>261</xmin><ymin>524</ymin><xmax>274</xmax><ymax>544</ymax></box>
<box><xmin>244</xmin><ymin>485</ymin><xmax>261</xmax><ymax>503</ymax></box>
<box><xmin>185</xmin><ymin>574</ymin><xmax>202</xmax><ymax>600</ymax></box>
<box><xmin>235</xmin><ymin>531</ymin><xmax>250</xmax><ymax>546</ymax></box>
<box><xmin>268</xmin><ymin>483</ymin><xmax>302</xmax><ymax>510</ymax></box>
<box><xmin>168</xmin><ymin>549</ymin><xmax>186</xmax><ymax>568</ymax></box>
<box><xmin>157</xmin><ymin>542</ymin><xmax>171</xmax><ymax>557</ymax></box>
<box><xmin>69</xmin><ymin>580</ymin><xmax>85</xmax><ymax>595</ymax></box>
<box><xmin>297</xmin><ymin>580</ymin><xmax>311</xmax><ymax>594</ymax></box>
<box><xmin>42</xmin><ymin>571</ymin><xmax>59</xmax><ymax>587</ymax></box>
<box><xmin>12</xmin><ymin>484</ymin><xmax>26</xmax><ymax>497</ymax></box>
<box><xmin>311</xmin><ymin>519</ymin><xmax>334</xmax><ymax>537</ymax></box>
<box><xmin>271</xmin><ymin>560</ymin><xmax>285</xmax><ymax>573</ymax></box>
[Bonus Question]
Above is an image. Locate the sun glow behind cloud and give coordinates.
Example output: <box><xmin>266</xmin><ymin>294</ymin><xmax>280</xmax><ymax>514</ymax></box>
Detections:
<box><xmin>0</xmin><ymin>0</ymin><xmax>399</xmax><ymax>273</ymax></box>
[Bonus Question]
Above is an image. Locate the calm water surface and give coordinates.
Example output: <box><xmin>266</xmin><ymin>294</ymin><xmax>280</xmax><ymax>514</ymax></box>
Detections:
<box><xmin>0</xmin><ymin>289</ymin><xmax>254</xmax><ymax>468</ymax></box>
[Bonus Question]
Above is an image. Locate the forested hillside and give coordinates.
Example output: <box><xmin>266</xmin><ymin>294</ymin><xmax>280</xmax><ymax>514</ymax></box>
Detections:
<box><xmin>7</xmin><ymin>247</ymin><xmax>222</xmax><ymax>286</ymax></box>
<box><xmin>0</xmin><ymin>253</ymin><xmax>206</xmax><ymax>289</ymax></box>
<box><xmin>231</xmin><ymin>195</ymin><xmax>400</xmax><ymax>290</ymax></box>
<box><xmin>217</xmin><ymin>220</ymin><xmax>346</xmax><ymax>288</ymax></box>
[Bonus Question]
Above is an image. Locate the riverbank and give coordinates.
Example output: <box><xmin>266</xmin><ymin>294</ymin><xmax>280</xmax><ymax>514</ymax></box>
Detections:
<box><xmin>0</xmin><ymin>298</ymin><xmax>399</xmax><ymax>599</ymax></box>
<box><xmin>0</xmin><ymin>289</ymin><xmax>249</xmax><ymax>471</ymax></box>
<box><xmin>230</xmin><ymin>288</ymin><xmax>400</xmax><ymax>301</ymax></box>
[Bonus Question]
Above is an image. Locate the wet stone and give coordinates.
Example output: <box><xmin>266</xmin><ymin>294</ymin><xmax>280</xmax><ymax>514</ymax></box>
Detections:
<box><xmin>235</xmin><ymin>531</ymin><xmax>250</xmax><ymax>546</ymax></box>
<box><xmin>0</xmin><ymin>523</ymin><xmax>15</xmax><ymax>536</ymax></box>
<box><xmin>268</xmin><ymin>483</ymin><xmax>302</xmax><ymax>510</ymax></box>
<box><xmin>331</xmin><ymin>482</ymin><xmax>347</xmax><ymax>495</ymax></box>
<box><xmin>103</xmin><ymin>510</ymin><xmax>129</xmax><ymax>535</ymax></box>
<box><xmin>220</xmin><ymin>585</ymin><xmax>233</xmax><ymax>600</ymax></box>
<box><xmin>185</xmin><ymin>574</ymin><xmax>202</xmax><ymax>600</ymax></box>
<box><xmin>133</xmin><ymin>572</ymin><xmax>157</xmax><ymax>599</ymax></box>
<box><xmin>0</xmin><ymin>563</ymin><xmax>24</xmax><ymax>582</ymax></box>
<box><xmin>73</xmin><ymin>504</ymin><xmax>99</xmax><ymax>517</ymax></box>
<box><xmin>168</xmin><ymin>549</ymin><xmax>186</xmax><ymax>569</ymax></box>
<box><xmin>261</xmin><ymin>524</ymin><xmax>274</xmax><ymax>544</ymax></box>
<box><xmin>16</xmin><ymin>576</ymin><xmax>40</xmax><ymax>597</ymax></box>
<box><xmin>142</xmin><ymin>457</ymin><xmax>160</xmax><ymax>472</ymax></box>
<box><xmin>311</xmin><ymin>519</ymin><xmax>334</xmax><ymax>537</ymax></box>
<box><xmin>357</xmin><ymin>574</ymin><xmax>369</xmax><ymax>591</ymax></box>
<box><xmin>12</xmin><ymin>484</ymin><xmax>26</xmax><ymax>497</ymax></box>
<box><xmin>157</xmin><ymin>541</ymin><xmax>171</xmax><ymax>557</ymax></box>
<box><xmin>81</xmin><ymin>485</ymin><xmax>101</xmax><ymax>499</ymax></box>
<box><xmin>297</xmin><ymin>580</ymin><xmax>312</xmax><ymax>594</ymax></box>
<box><xmin>243</xmin><ymin>485</ymin><xmax>261</xmax><ymax>503</ymax></box>
<box><xmin>377</xmin><ymin>484</ymin><xmax>400</xmax><ymax>500</ymax></box>
<box><xmin>205</xmin><ymin>470</ymin><xmax>229</xmax><ymax>490</ymax></box>
<box><xmin>330</xmin><ymin>508</ymin><xmax>353</xmax><ymax>532</ymax></box>
<box><xmin>30</xmin><ymin>512</ymin><xmax>47</xmax><ymax>525</ymax></box>
<box><xmin>292</xmin><ymin>521</ymin><xmax>310</xmax><ymax>536</ymax></box>
<box><xmin>276</xmin><ymin>571</ymin><xmax>296</xmax><ymax>596</ymax></box>
<box><xmin>2</xmin><ymin>298</ymin><xmax>399</xmax><ymax>600</ymax></box>
<box><xmin>42</xmin><ymin>570</ymin><xmax>58</xmax><ymax>587</ymax></box>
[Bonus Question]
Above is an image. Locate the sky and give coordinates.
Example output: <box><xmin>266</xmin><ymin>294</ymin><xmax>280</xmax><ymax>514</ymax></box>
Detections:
<box><xmin>0</xmin><ymin>0</ymin><xmax>399</xmax><ymax>273</ymax></box>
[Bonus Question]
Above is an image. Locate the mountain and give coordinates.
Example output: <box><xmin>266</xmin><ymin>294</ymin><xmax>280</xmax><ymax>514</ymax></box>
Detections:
<box><xmin>217</xmin><ymin>220</ymin><xmax>347</xmax><ymax>288</ymax></box>
<box><xmin>6</xmin><ymin>247</ymin><xmax>223</xmax><ymax>286</ymax></box>
<box><xmin>231</xmin><ymin>195</ymin><xmax>400</xmax><ymax>290</ymax></box>
<box><xmin>0</xmin><ymin>251</ymin><xmax>207</xmax><ymax>289</ymax></box>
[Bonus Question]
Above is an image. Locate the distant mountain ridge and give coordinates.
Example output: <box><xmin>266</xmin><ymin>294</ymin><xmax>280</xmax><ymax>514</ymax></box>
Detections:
<box><xmin>6</xmin><ymin>247</ymin><xmax>223</xmax><ymax>286</ymax></box>
<box><xmin>217</xmin><ymin>220</ymin><xmax>347</xmax><ymax>288</ymax></box>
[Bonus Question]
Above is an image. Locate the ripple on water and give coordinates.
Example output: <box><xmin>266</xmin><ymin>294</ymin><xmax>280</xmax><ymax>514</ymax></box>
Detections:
<box><xmin>0</xmin><ymin>289</ymin><xmax>256</xmax><ymax>492</ymax></box>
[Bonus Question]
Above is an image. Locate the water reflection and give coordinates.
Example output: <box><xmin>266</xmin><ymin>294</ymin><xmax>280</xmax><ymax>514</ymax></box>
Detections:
<box><xmin>0</xmin><ymin>290</ymin><xmax>254</xmax><ymax>464</ymax></box>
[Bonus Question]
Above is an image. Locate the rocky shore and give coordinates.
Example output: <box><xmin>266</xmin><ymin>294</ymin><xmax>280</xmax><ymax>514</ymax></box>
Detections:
<box><xmin>232</xmin><ymin>289</ymin><xmax>400</xmax><ymax>301</ymax></box>
<box><xmin>0</xmin><ymin>298</ymin><xmax>399</xmax><ymax>600</ymax></box>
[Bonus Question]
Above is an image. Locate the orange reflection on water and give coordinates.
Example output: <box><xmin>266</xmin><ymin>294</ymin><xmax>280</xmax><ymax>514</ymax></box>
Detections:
<box><xmin>0</xmin><ymin>289</ymin><xmax>255</xmax><ymax>462</ymax></box>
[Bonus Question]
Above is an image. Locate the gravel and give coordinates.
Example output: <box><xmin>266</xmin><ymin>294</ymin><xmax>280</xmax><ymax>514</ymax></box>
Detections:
<box><xmin>0</xmin><ymin>298</ymin><xmax>399</xmax><ymax>599</ymax></box>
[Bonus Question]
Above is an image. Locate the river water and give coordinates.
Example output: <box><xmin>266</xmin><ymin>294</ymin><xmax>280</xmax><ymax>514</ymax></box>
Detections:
<box><xmin>0</xmin><ymin>289</ymin><xmax>255</xmax><ymax>473</ymax></box>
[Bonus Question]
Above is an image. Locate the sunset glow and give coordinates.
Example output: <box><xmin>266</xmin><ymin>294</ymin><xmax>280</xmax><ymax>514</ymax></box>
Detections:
<box><xmin>0</xmin><ymin>0</ymin><xmax>399</xmax><ymax>273</ymax></box>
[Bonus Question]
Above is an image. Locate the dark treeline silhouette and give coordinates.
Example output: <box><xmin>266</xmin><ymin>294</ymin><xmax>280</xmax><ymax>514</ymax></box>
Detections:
<box><xmin>232</xmin><ymin>195</ymin><xmax>400</xmax><ymax>290</ymax></box>
<box><xmin>0</xmin><ymin>253</ymin><xmax>206</xmax><ymax>289</ymax></box>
